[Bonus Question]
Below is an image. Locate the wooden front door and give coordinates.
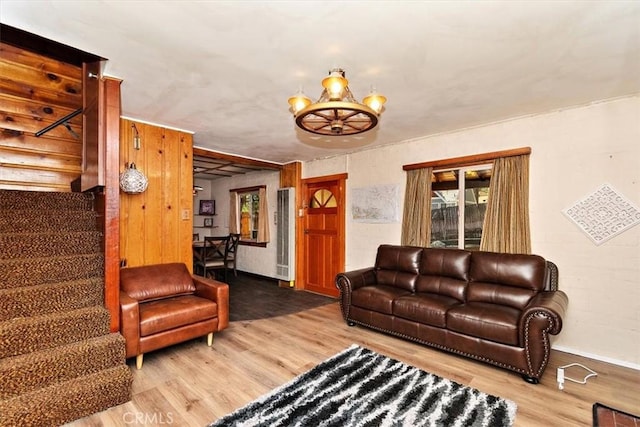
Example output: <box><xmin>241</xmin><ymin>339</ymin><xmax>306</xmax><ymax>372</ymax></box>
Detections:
<box><xmin>301</xmin><ymin>174</ymin><xmax>346</xmax><ymax>298</ymax></box>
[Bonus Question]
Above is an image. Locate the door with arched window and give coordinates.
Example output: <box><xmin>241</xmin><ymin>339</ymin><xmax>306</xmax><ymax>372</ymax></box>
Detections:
<box><xmin>301</xmin><ymin>174</ymin><xmax>346</xmax><ymax>297</ymax></box>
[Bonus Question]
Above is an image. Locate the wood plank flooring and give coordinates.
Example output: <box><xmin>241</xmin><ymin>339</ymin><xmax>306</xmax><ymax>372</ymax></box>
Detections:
<box><xmin>66</xmin><ymin>276</ymin><xmax>640</xmax><ymax>427</ymax></box>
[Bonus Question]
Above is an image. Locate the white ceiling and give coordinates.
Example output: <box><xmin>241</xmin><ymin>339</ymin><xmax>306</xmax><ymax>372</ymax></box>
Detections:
<box><xmin>2</xmin><ymin>1</ymin><xmax>639</xmax><ymax>165</ymax></box>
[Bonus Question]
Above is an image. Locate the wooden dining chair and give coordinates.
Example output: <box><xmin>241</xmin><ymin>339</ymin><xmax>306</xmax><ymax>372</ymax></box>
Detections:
<box><xmin>194</xmin><ymin>236</ymin><xmax>229</xmax><ymax>279</ymax></box>
<box><xmin>205</xmin><ymin>234</ymin><xmax>240</xmax><ymax>282</ymax></box>
<box><xmin>225</xmin><ymin>233</ymin><xmax>240</xmax><ymax>278</ymax></box>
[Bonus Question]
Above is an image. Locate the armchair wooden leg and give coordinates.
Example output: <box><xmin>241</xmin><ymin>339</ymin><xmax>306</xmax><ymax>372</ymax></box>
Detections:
<box><xmin>207</xmin><ymin>332</ymin><xmax>214</xmax><ymax>346</ymax></box>
<box><xmin>136</xmin><ymin>354</ymin><xmax>144</xmax><ymax>369</ymax></box>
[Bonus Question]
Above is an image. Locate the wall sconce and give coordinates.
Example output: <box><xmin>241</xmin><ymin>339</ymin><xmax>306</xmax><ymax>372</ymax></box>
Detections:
<box><xmin>120</xmin><ymin>122</ymin><xmax>148</xmax><ymax>194</ymax></box>
<box><xmin>132</xmin><ymin>123</ymin><xmax>141</xmax><ymax>150</ymax></box>
<box><xmin>119</xmin><ymin>162</ymin><xmax>148</xmax><ymax>194</ymax></box>
<box><xmin>193</xmin><ymin>185</ymin><xmax>204</xmax><ymax>196</ymax></box>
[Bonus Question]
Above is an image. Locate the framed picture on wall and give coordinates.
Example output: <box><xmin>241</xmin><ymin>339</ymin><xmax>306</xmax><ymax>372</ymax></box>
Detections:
<box><xmin>199</xmin><ymin>200</ymin><xmax>215</xmax><ymax>215</ymax></box>
<box><xmin>204</xmin><ymin>217</ymin><xmax>213</xmax><ymax>227</ymax></box>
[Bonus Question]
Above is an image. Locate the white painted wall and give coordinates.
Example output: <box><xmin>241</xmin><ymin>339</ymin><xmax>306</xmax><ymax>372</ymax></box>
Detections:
<box><xmin>193</xmin><ymin>178</ymin><xmax>214</xmax><ymax>239</ymax></box>
<box><xmin>208</xmin><ymin>170</ymin><xmax>280</xmax><ymax>277</ymax></box>
<box><xmin>302</xmin><ymin>96</ymin><xmax>640</xmax><ymax>368</ymax></box>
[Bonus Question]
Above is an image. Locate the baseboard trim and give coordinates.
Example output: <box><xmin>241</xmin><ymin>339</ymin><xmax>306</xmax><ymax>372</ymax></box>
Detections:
<box><xmin>553</xmin><ymin>345</ymin><xmax>640</xmax><ymax>371</ymax></box>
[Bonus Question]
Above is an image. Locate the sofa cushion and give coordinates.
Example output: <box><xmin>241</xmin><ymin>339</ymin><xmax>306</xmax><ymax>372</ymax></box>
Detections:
<box><xmin>374</xmin><ymin>245</ymin><xmax>422</xmax><ymax>291</ymax></box>
<box><xmin>351</xmin><ymin>285</ymin><xmax>411</xmax><ymax>315</ymax></box>
<box><xmin>393</xmin><ymin>293</ymin><xmax>461</xmax><ymax>328</ymax></box>
<box><xmin>470</xmin><ymin>252</ymin><xmax>546</xmax><ymax>290</ymax></box>
<box><xmin>121</xmin><ymin>263</ymin><xmax>196</xmax><ymax>302</ymax></box>
<box><xmin>416</xmin><ymin>248</ymin><xmax>470</xmax><ymax>301</ymax></box>
<box><xmin>139</xmin><ymin>295</ymin><xmax>218</xmax><ymax>336</ymax></box>
<box><xmin>468</xmin><ymin>252</ymin><xmax>546</xmax><ymax>309</ymax></box>
<box><xmin>447</xmin><ymin>302</ymin><xmax>520</xmax><ymax>346</ymax></box>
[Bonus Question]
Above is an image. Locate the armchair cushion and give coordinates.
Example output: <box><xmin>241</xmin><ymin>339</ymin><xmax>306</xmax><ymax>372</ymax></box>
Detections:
<box><xmin>121</xmin><ymin>263</ymin><xmax>195</xmax><ymax>302</ymax></box>
<box><xmin>139</xmin><ymin>295</ymin><xmax>218</xmax><ymax>336</ymax></box>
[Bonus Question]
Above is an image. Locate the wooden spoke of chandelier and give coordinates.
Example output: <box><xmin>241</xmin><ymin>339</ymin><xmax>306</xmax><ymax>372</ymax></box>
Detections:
<box><xmin>302</xmin><ymin>119</ymin><xmax>374</xmax><ymax>133</ymax></box>
<box><xmin>312</xmin><ymin>108</ymin><xmax>362</xmax><ymax>122</ymax></box>
<box><xmin>302</xmin><ymin>113</ymin><xmax>375</xmax><ymax>133</ymax></box>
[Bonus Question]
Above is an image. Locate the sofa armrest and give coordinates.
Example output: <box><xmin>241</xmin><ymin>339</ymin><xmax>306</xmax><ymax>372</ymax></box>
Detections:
<box><xmin>192</xmin><ymin>275</ymin><xmax>229</xmax><ymax>331</ymax></box>
<box><xmin>336</xmin><ymin>267</ymin><xmax>377</xmax><ymax>293</ymax></box>
<box><xmin>119</xmin><ymin>291</ymin><xmax>140</xmax><ymax>358</ymax></box>
<box><xmin>520</xmin><ymin>290</ymin><xmax>568</xmax><ymax>337</ymax></box>
<box><xmin>518</xmin><ymin>290</ymin><xmax>568</xmax><ymax>378</ymax></box>
<box><xmin>335</xmin><ymin>267</ymin><xmax>376</xmax><ymax>321</ymax></box>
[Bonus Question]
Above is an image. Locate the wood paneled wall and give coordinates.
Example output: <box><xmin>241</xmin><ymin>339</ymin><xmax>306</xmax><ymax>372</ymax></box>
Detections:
<box><xmin>119</xmin><ymin>119</ymin><xmax>194</xmax><ymax>271</ymax></box>
<box><xmin>0</xmin><ymin>42</ymin><xmax>83</xmax><ymax>191</ymax></box>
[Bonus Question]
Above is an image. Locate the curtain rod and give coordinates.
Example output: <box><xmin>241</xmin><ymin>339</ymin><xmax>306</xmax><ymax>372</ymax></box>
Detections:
<box><xmin>403</xmin><ymin>147</ymin><xmax>531</xmax><ymax>171</ymax></box>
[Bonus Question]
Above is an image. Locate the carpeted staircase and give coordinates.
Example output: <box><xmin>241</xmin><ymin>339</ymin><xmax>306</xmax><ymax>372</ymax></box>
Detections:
<box><xmin>0</xmin><ymin>190</ymin><xmax>132</xmax><ymax>427</ymax></box>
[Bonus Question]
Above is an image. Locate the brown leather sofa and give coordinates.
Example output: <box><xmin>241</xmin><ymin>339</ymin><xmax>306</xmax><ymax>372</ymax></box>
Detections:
<box><xmin>336</xmin><ymin>245</ymin><xmax>568</xmax><ymax>383</ymax></box>
<box><xmin>120</xmin><ymin>262</ymin><xmax>229</xmax><ymax>369</ymax></box>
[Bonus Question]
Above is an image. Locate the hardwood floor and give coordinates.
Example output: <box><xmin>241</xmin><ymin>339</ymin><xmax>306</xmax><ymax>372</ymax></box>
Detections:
<box><xmin>67</xmin><ymin>277</ymin><xmax>639</xmax><ymax>427</ymax></box>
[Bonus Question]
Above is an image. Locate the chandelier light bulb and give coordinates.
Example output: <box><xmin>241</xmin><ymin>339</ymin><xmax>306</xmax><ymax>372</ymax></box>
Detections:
<box><xmin>288</xmin><ymin>90</ymin><xmax>312</xmax><ymax>114</ymax></box>
<box><xmin>328</xmin><ymin>81</ymin><xmax>343</xmax><ymax>99</ymax></box>
<box><xmin>322</xmin><ymin>69</ymin><xmax>348</xmax><ymax>100</ymax></box>
<box><xmin>363</xmin><ymin>89</ymin><xmax>387</xmax><ymax>115</ymax></box>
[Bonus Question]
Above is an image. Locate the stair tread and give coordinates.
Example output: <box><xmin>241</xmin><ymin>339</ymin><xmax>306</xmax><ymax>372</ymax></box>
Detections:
<box><xmin>0</xmin><ymin>333</ymin><xmax>124</xmax><ymax>368</ymax></box>
<box><xmin>0</xmin><ymin>253</ymin><xmax>104</xmax><ymax>291</ymax></box>
<box><xmin>0</xmin><ymin>277</ymin><xmax>104</xmax><ymax>321</ymax></box>
<box><xmin>0</xmin><ymin>230</ymin><xmax>102</xmax><ymax>237</ymax></box>
<box><xmin>0</xmin><ymin>190</ymin><xmax>94</xmax><ymax>211</ymax></box>
<box><xmin>0</xmin><ymin>231</ymin><xmax>103</xmax><ymax>260</ymax></box>
<box><xmin>0</xmin><ymin>252</ymin><xmax>104</xmax><ymax>265</ymax></box>
<box><xmin>0</xmin><ymin>210</ymin><xmax>98</xmax><ymax>233</ymax></box>
<box><xmin>0</xmin><ymin>208</ymin><xmax>95</xmax><ymax>213</ymax></box>
<box><xmin>0</xmin><ymin>306</ymin><xmax>111</xmax><ymax>358</ymax></box>
<box><xmin>0</xmin><ymin>333</ymin><xmax>126</xmax><ymax>400</ymax></box>
<box><xmin>0</xmin><ymin>365</ymin><xmax>132</xmax><ymax>427</ymax></box>
<box><xmin>1</xmin><ymin>305</ymin><xmax>108</xmax><ymax>326</ymax></box>
<box><xmin>0</xmin><ymin>276</ymin><xmax>102</xmax><ymax>294</ymax></box>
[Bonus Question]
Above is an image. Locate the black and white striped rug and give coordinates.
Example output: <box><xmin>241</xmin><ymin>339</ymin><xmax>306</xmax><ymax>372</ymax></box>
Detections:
<box><xmin>210</xmin><ymin>345</ymin><xmax>517</xmax><ymax>427</ymax></box>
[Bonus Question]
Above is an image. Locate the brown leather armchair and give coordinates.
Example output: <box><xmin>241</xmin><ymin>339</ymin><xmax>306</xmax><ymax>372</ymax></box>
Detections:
<box><xmin>119</xmin><ymin>262</ymin><xmax>229</xmax><ymax>369</ymax></box>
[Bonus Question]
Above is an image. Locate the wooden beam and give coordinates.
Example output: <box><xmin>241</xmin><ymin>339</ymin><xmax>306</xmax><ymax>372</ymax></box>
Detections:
<box><xmin>102</xmin><ymin>77</ymin><xmax>122</xmax><ymax>333</ymax></box>
<box><xmin>193</xmin><ymin>147</ymin><xmax>282</xmax><ymax>170</ymax></box>
<box><xmin>280</xmin><ymin>162</ymin><xmax>301</xmax><ymax>188</ymax></box>
<box><xmin>0</xmin><ymin>24</ymin><xmax>104</xmax><ymax>66</ymax></box>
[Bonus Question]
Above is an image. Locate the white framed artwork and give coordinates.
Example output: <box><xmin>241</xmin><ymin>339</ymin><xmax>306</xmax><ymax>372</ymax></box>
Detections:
<box><xmin>563</xmin><ymin>183</ymin><xmax>640</xmax><ymax>245</ymax></box>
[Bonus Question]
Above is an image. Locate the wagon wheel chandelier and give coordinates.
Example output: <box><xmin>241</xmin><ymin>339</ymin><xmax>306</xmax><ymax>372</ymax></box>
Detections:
<box><xmin>288</xmin><ymin>68</ymin><xmax>386</xmax><ymax>136</ymax></box>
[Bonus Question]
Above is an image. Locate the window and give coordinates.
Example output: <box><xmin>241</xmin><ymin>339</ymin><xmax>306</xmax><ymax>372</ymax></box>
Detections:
<box><xmin>430</xmin><ymin>165</ymin><xmax>492</xmax><ymax>250</ymax></box>
<box><xmin>402</xmin><ymin>147</ymin><xmax>530</xmax><ymax>253</ymax></box>
<box><xmin>239</xmin><ymin>190</ymin><xmax>260</xmax><ymax>241</ymax></box>
<box><xmin>310</xmin><ymin>188</ymin><xmax>337</xmax><ymax>208</ymax></box>
<box><xmin>230</xmin><ymin>185</ymin><xmax>269</xmax><ymax>246</ymax></box>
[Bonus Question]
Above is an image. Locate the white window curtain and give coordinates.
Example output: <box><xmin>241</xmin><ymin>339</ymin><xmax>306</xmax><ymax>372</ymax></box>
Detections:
<box><xmin>229</xmin><ymin>191</ymin><xmax>239</xmax><ymax>234</ymax></box>
<box><xmin>257</xmin><ymin>187</ymin><xmax>270</xmax><ymax>243</ymax></box>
